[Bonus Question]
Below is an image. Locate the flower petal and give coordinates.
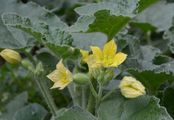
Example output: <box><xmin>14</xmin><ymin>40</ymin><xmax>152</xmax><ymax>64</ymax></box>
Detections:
<box><xmin>87</xmin><ymin>55</ymin><xmax>102</xmax><ymax>69</ymax></box>
<box><xmin>47</xmin><ymin>59</ymin><xmax>73</xmax><ymax>90</ymax></box>
<box><xmin>90</xmin><ymin>46</ymin><xmax>103</xmax><ymax>62</ymax></box>
<box><xmin>51</xmin><ymin>80</ymin><xmax>70</xmax><ymax>89</ymax></box>
<box><xmin>47</xmin><ymin>69</ymin><xmax>59</xmax><ymax>82</ymax></box>
<box><xmin>103</xmin><ymin>40</ymin><xmax>117</xmax><ymax>59</ymax></box>
<box><xmin>120</xmin><ymin>87</ymin><xmax>145</xmax><ymax>98</ymax></box>
<box><xmin>80</xmin><ymin>49</ymin><xmax>89</xmax><ymax>62</ymax></box>
<box><xmin>111</xmin><ymin>52</ymin><xmax>127</xmax><ymax>67</ymax></box>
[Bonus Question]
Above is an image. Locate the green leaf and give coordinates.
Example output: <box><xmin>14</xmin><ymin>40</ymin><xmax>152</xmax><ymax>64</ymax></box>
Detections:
<box><xmin>47</xmin><ymin>44</ymin><xmax>80</xmax><ymax>59</ymax></box>
<box><xmin>128</xmin><ymin>69</ymin><xmax>174</xmax><ymax>94</ymax></box>
<box><xmin>153</xmin><ymin>55</ymin><xmax>172</xmax><ymax>65</ymax></box>
<box><xmin>0</xmin><ymin>92</ymin><xmax>28</xmax><ymax>120</ymax></box>
<box><xmin>75</xmin><ymin>0</ymin><xmax>139</xmax><ymax>17</ymax></box>
<box><xmin>88</xmin><ymin>10</ymin><xmax>130</xmax><ymax>40</ymax></box>
<box><xmin>0</xmin><ymin>0</ymin><xmax>67</xmax><ymax>49</ymax></box>
<box><xmin>161</xmin><ymin>86</ymin><xmax>174</xmax><ymax>118</ymax></box>
<box><xmin>137</xmin><ymin>0</ymin><xmax>159</xmax><ymax>12</ymax></box>
<box><xmin>135</xmin><ymin>1</ymin><xmax>174</xmax><ymax>31</ymax></box>
<box><xmin>13</xmin><ymin>103</ymin><xmax>48</xmax><ymax>120</ymax></box>
<box><xmin>71</xmin><ymin>32</ymin><xmax>107</xmax><ymax>50</ymax></box>
<box><xmin>130</xmin><ymin>22</ymin><xmax>157</xmax><ymax>32</ymax></box>
<box><xmin>98</xmin><ymin>93</ymin><xmax>172</xmax><ymax>120</ymax></box>
<box><xmin>164</xmin><ymin>19</ymin><xmax>174</xmax><ymax>54</ymax></box>
<box><xmin>69</xmin><ymin>16</ymin><xmax>95</xmax><ymax>32</ymax></box>
<box><xmin>74</xmin><ymin>0</ymin><xmax>140</xmax><ymax>39</ymax></box>
<box><xmin>54</xmin><ymin>107</ymin><xmax>97</xmax><ymax>120</ymax></box>
<box><xmin>2</xmin><ymin>13</ymin><xmax>107</xmax><ymax>51</ymax></box>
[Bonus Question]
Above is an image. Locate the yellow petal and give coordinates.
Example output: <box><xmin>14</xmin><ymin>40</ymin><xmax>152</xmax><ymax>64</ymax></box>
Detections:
<box><xmin>47</xmin><ymin>59</ymin><xmax>73</xmax><ymax>90</ymax></box>
<box><xmin>120</xmin><ymin>87</ymin><xmax>145</xmax><ymax>98</ymax></box>
<box><xmin>87</xmin><ymin>55</ymin><xmax>102</xmax><ymax>69</ymax></box>
<box><xmin>90</xmin><ymin>46</ymin><xmax>103</xmax><ymax>62</ymax></box>
<box><xmin>103</xmin><ymin>40</ymin><xmax>117</xmax><ymax>59</ymax></box>
<box><xmin>80</xmin><ymin>49</ymin><xmax>89</xmax><ymax>62</ymax></box>
<box><xmin>91</xmin><ymin>46</ymin><xmax>103</xmax><ymax>60</ymax></box>
<box><xmin>56</xmin><ymin>59</ymin><xmax>66</xmax><ymax>70</ymax></box>
<box><xmin>119</xmin><ymin>76</ymin><xmax>146</xmax><ymax>98</ymax></box>
<box><xmin>111</xmin><ymin>52</ymin><xmax>127</xmax><ymax>67</ymax></box>
<box><xmin>0</xmin><ymin>49</ymin><xmax>21</xmax><ymax>64</ymax></box>
<box><xmin>51</xmin><ymin>80</ymin><xmax>70</xmax><ymax>90</ymax></box>
<box><xmin>47</xmin><ymin>69</ymin><xmax>60</xmax><ymax>82</ymax></box>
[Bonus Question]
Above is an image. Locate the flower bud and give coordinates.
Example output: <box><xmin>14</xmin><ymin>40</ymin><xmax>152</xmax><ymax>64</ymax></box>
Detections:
<box><xmin>73</xmin><ymin>73</ymin><xmax>90</xmax><ymax>85</ymax></box>
<box><xmin>35</xmin><ymin>62</ymin><xmax>44</xmax><ymax>75</ymax></box>
<box><xmin>0</xmin><ymin>49</ymin><xmax>21</xmax><ymax>64</ymax></box>
<box><xmin>21</xmin><ymin>59</ymin><xmax>35</xmax><ymax>72</ymax></box>
<box><xmin>102</xmin><ymin>69</ymin><xmax>114</xmax><ymax>84</ymax></box>
<box><xmin>119</xmin><ymin>76</ymin><xmax>146</xmax><ymax>98</ymax></box>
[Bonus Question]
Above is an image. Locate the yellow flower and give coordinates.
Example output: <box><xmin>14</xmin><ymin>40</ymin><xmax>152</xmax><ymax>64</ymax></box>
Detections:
<box><xmin>47</xmin><ymin>60</ymin><xmax>73</xmax><ymax>90</ymax></box>
<box><xmin>119</xmin><ymin>76</ymin><xmax>146</xmax><ymax>98</ymax></box>
<box><xmin>80</xmin><ymin>39</ymin><xmax>127</xmax><ymax>69</ymax></box>
<box><xmin>80</xmin><ymin>49</ymin><xmax>89</xmax><ymax>63</ymax></box>
<box><xmin>0</xmin><ymin>49</ymin><xmax>21</xmax><ymax>64</ymax></box>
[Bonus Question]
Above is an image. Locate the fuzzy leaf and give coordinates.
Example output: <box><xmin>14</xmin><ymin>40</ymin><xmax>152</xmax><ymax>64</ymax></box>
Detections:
<box><xmin>128</xmin><ymin>69</ymin><xmax>174</xmax><ymax>94</ymax></box>
<box><xmin>98</xmin><ymin>93</ymin><xmax>172</xmax><ymax>120</ymax></box>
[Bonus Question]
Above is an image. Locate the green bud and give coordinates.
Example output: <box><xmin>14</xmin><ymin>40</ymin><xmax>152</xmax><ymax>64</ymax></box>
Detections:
<box><xmin>73</xmin><ymin>73</ymin><xmax>90</xmax><ymax>85</ymax></box>
<box><xmin>90</xmin><ymin>68</ymin><xmax>103</xmax><ymax>80</ymax></box>
<box><xmin>34</xmin><ymin>62</ymin><xmax>44</xmax><ymax>75</ymax></box>
<box><xmin>21</xmin><ymin>59</ymin><xmax>35</xmax><ymax>72</ymax></box>
<box><xmin>103</xmin><ymin>70</ymin><xmax>114</xmax><ymax>84</ymax></box>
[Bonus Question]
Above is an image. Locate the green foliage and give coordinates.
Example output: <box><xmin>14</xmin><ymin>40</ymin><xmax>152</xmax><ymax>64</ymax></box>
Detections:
<box><xmin>75</xmin><ymin>0</ymin><xmax>139</xmax><ymax>16</ymax></box>
<box><xmin>13</xmin><ymin>103</ymin><xmax>47</xmax><ymax>120</ymax></box>
<box><xmin>0</xmin><ymin>92</ymin><xmax>48</xmax><ymax>120</ymax></box>
<box><xmin>137</xmin><ymin>0</ymin><xmax>158</xmax><ymax>12</ymax></box>
<box><xmin>53</xmin><ymin>107</ymin><xmax>97</xmax><ymax>120</ymax></box>
<box><xmin>1</xmin><ymin>0</ymin><xmax>174</xmax><ymax>119</ymax></box>
<box><xmin>128</xmin><ymin>69</ymin><xmax>174</xmax><ymax>94</ymax></box>
<box><xmin>88</xmin><ymin>10</ymin><xmax>130</xmax><ymax>40</ymax></box>
<box><xmin>0</xmin><ymin>0</ymin><xmax>66</xmax><ymax>49</ymax></box>
<box><xmin>135</xmin><ymin>1</ymin><xmax>174</xmax><ymax>31</ymax></box>
<box><xmin>161</xmin><ymin>86</ymin><xmax>174</xmax><ymax>118</ymax></box>
<box><xmin>98</xmin><ymin>93</ymin><xmax>172</xmax><ymax>120</ymax></box>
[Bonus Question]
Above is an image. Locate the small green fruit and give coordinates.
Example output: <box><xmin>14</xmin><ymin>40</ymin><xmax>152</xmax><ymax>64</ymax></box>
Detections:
<box><xmin>73</xmin><ymin>73</ymin><xmax>90</xmax><ymax>85</ymax></box>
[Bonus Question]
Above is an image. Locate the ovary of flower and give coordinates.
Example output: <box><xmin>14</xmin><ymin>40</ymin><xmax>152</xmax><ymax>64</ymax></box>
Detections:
<box><xmin>80</xmin><ymin>39</ymin><xmax>127</xmax><ymax>68</ymax></box>
<box><xmin>119</xmin><ymin>76</ymin><xmax>146</xmax><ymax>98</ymax></box>
<box><xmin>47</xmin><ymin>60</ymin><xmax>73</xmax><ymax>90</ymax></box>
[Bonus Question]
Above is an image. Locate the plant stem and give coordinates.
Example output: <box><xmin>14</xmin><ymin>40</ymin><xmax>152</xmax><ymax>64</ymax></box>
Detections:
<box><xmin>87</xmin><ymin>92</ymin><xmax>95</xmax><ymax>114</ymax></box>
<box><xmin>102</xmin><ymin>87</ymin><xmax>119</xmax><ymax>101</ymax></box>
<box><xmin>95</xmin><ymin>83</ymin><xmax>103</xmax><ymax>116</ymax></box>
<box><xmin>23</xmin><ymin>50</ymin><xmax>36</xmax><ymax>66</ymax></box>
<box><xmin>68</xmin><ymin>84</ymin><xmax>80</xmax><ymax>106</ymax></box>
<box><xmin>34</xmin><ymin>75</ymin><xmax>57</xmax><ymax>116</ymax></box>
<box><xmin>89</xmin><ymin>80</ymin><xmax>98</xmax><ymax>98</ymax></box>
<box><xmin>81</xmin><ymin>86</ymin><xmax>87</xmax><ymax>109</ymax></box>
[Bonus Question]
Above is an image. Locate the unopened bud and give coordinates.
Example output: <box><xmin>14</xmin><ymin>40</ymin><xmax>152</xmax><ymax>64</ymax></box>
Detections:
<box><xmin>0</xmin><ymin>49</ymin><xmax>21</xmax><ymax>64</ymax></box>
<box><xmin>119</xmin><ymin>76</ymin><xmax>146</xmax><ymax>98</ymax></box>
<box><xmin>73</xmin><ymin>73</ymin><xmax>90</xmax><ymax>85</ymax></box>
<box><xmin>34</xmin><ymin>62</ymin><xmax>44</xmax><ymax>75</ymax></box>
<box><xmin>103</xmin><ymin>70</ymin><xmax>114</xmax><ymax>84</ymax></box>
<box><xmin>21</xmin><ymin>59</ymin><xmax>34</xmax><ymax>72</ymax></box>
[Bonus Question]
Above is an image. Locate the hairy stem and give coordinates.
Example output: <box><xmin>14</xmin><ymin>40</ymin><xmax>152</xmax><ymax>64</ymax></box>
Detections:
<box><xmin>81</xmin><ymin>86</ymin><xmax>87</xmax><ymax>109</ymax></box>
<box><xmin>102</xmin><ymin>87</ymin><xmax>119</xmax><ymax>101</ymax></box>
<box><xmin>34</xmin><ymin>75</ymin><xmax>57</xmax><ymax>116</ymax></box>
<box><xmin>68</xmin><ymin>84</ymin><xmax>80</xmax><ymax>106</ymax></box>
<box><xmin>87</xmin><ymin>92</ymin><xmax>95</xmax><ymax>114</ymax></box>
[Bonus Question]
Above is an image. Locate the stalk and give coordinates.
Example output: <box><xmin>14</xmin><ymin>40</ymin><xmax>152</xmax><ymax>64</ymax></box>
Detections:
<box><xmin>34</xmin><ymin>75</ymin><xmax>57</xmax><ymax>116</ymax></box>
